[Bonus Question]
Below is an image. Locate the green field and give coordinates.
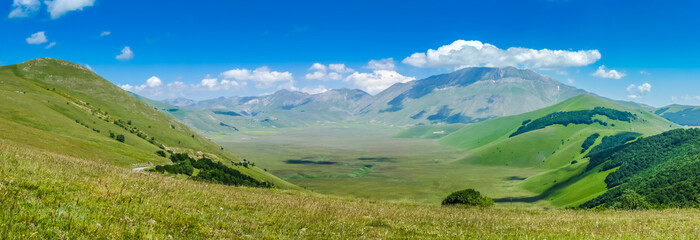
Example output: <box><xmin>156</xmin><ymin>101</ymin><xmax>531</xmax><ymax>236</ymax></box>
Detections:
<box><xmin>205</xmin><ymin>95</ymin><xmax>679</xmax><ymax>207</ymax></box>
<box><xmin>214</xmin><ymin>126</ymin><xmax>549</xmax><ymax>205</ymax></box>
<box><xmin>6</xmin><ymin>138</ymin><xmax>700</xmax><ymax>239</ymax></box>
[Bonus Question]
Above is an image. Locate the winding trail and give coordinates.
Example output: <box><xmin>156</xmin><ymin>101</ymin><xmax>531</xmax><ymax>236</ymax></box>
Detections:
<box><xmin>132</xmin><ymin>166</ymin><xmax>154</xmax><ymax>172</ymax></box>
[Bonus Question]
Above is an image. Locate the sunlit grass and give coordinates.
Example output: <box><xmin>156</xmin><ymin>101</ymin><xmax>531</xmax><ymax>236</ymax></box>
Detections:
<box><xmin>4</xmin><ymin>139</ymin><xmax>700</xmax><ymax>239</ymax></box>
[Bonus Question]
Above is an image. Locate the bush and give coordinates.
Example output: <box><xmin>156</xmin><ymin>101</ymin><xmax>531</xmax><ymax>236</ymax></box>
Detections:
<box><xmin>442</xmin><ymin>189</ymin><xmax>494</xmax><ymax>207</ymax></box>
<box><xmin>155</xmin><ymin>150</ymin><xmax>167</xmax><ymax>158</ymax></box>
<box><xmin>115</xmin><ymin>134</ymin><xmax>125</xmax><ymax>143</ymax></box>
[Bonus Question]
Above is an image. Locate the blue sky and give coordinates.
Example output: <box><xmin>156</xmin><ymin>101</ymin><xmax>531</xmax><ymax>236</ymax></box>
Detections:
<box><xmin>3</xmin><ymin>0</ymin><xmax>700</xmax><ymax>106</ymax></box>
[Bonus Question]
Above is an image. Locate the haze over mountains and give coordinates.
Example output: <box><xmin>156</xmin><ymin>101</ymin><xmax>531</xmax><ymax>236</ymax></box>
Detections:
<box><xmin>158</xmin><ymin>67</ymin><xmax>598</xmax><ymax>131</ymax></box>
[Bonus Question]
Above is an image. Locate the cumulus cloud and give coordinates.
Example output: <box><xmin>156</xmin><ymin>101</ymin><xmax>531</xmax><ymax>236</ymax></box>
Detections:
<box><xmin>305</xmin><ymin>63</ymin><xmax>353</xmax><ymax>81</ymax></box>
<box><xmin>626</xmin><ymin>83</ymin><xmax>651</xmax><ymax>99</ymax></box>
<box><xmin>44</xmin><ymin>41</ymin><xmax>56</xmax><ymax>49</ymax></box>
<box><xmin>366</xmin><ymin>58</ymin><xmax>395</xmax><ymax>70</ymax></box>
<box><xmin>592</xmin><ymin>65</ymin><xmax>626</xmax><ymax>79</ymax></box>
<box><xmin>120</xmin><ymin>76</ymin><xmax>162</xmax><ymax>92</ymax></box>
<box><xmin>309</xmin><ymin>63</ymin><xmax>326</xmax><ymax>71</ymax></box>
<box><xmin>301</xmin><ymin>85</ymin><xmax>329</xmax><ymax>94</ymax></box>
<box><xmin>26</xmin><ymin>31</ymin><xmax>47</xmax><ymax>44</ymax></box>
<box><xmin>197</xmin><ymin>76</ymin><xmax>245</xmax><ymax>91</ymax></box>
<box><xmin>344</xmin><ymin>70</ymin><xmax>415</xmax><ymax>94</ymax></box>
<box><xmin>100</xmin><ymin>31</ymin><xmax>111</xmax><ymax>37</ymax></box>
<box><xmin>402</xmin><ymin>40</ymin><xmax>601</xmax><ymax>69</ymax></box>
<box><xmin>328</xmin><ymin>64</ymin><xmax>352</xmax><ymax>73</ymax></box>
<box><xmin>365</xmin><ymin>58</ymin><xmax>396</xmax><ymax>70</ymax></box>
<box><xmin>221</xmin><ymin>66</ymin><xmax>293</xmax><ymax>89</ymax></box>
<box><xmin>8</xmin><ymin>0</ymin><xmax>40</xmax><ymax>18</ymax></box>
<box><xmin>116</xmin><ymin>46</ymin><xmax>134</xmax><ymax>61</ymax></box>
<box><xmin>45</xmin><ymin>0</ymin><xmax>95</xmax><ymax>19</ymax></box>
<box><xmin>146</xmin><ymin>76</ymin><xmax>162</xmax><ymax>88</ymax></box>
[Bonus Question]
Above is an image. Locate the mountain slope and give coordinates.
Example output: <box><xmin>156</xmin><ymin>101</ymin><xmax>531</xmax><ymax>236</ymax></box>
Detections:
<box><xmin>434</xmin><ymin>94</ymin><xmax>679</xmax><ymax>206</ymax></box>
<box><xmin>162</xmin><ymin>67</ymin><xmax>593</xmax><ymax>132</ymax></box>
<box><xmin>358</xmin><ymin>67</ymin><xmax>587</xmax><ymax>126</ymax></box>
<box><xmin>0</xmin><ymin>58</ymin><xmax>295</xmax><ymax>189</ymax></box>
<box><xmin>655</xmin><ymin>104</ymin><xmax>700</xmax><ymax>126</ymax></box>
<box><xmin>579</xmin><ymin>128</ymin><xmax>700</xmax><ymax>209</ymax></box>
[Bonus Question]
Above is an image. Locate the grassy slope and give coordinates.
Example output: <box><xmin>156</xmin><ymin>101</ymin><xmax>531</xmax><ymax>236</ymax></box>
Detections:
<box><xmin>437</xmin><ymin>95</ymin><xmax>679</xmax><ymax>206</ymax></box>
<box><xmin>0</xmin><ymin>58</ymin><xmax>295</xmax><ymax>189</ymax></box>
<box><xmin>655</xmin><ymin>104</ymin><xmax>700</xmax><ymax>126</ymax></box>
<box><xmin>5</xmin><ymin>140</ymin><xmax>700</xmax><ymax>239</ymax></box>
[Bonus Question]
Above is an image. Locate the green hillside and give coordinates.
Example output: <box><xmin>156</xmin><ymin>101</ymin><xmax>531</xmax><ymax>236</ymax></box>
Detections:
<box><xmin>655</xmin><ymin>104</ymin><xmax>700</xmax><ymax>126</ymax></box>
<box><xmin>580</xmin><ymin>128</ymin><xmax>700</xmax><ymax>209</ymax></box>
<box><xmin>0</xmin><ymin>58</ymin><xmax>296</xmax><ymax>189</ymax></box>
<box><xmin>436</xmin><ymin>94</ymin><xmax>679</xmax><ymax>206</ymax></box>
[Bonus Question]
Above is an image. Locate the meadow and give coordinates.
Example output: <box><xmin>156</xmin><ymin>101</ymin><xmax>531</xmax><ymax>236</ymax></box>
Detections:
<box><xmin>214</xmin><ymin>126</ymin><xmax>550</xmax><ymax>205</ymax></box>
<box><xmin>7</xmin><ymin>139</ymin><xmax>700</xmax><ymax>239</ymax></box>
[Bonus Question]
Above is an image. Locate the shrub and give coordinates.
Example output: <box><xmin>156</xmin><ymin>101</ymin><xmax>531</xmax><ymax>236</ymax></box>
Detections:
<box><xmin>442</xmin><ymin>189</ymin><xmax>494</xmax><ymax>207</ymax></box>
<box><xmin>155</xmin><ymin>150</ymin><xmax>167</xmax><ymax>158</ymax></box>
<box><xmin>115</xmin><ymin>134</ymin><xmax>125</xmax><ymax>143</ymax></box>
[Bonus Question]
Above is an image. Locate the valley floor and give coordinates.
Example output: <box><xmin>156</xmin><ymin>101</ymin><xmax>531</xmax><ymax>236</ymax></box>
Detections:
<box><xmin>4</xmin><ymin>139</ymin><xmax>700</xmax><ymax>239</ymax></box>
<box><xmin>212</xmin><ymin>126</ymin><xmax>548</xmax><ymax>205</ymax></box>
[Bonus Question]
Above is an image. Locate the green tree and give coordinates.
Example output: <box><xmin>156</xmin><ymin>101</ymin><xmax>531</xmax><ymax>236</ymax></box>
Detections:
<box><xmin>611</xmin><ymin>190</ymin><xmax>652</xmax><ymax>210</ymax></box>
<box><xmin>116</xmin><ymin>134</ymin><xmax>125</xmax><ymax>143</ymax></box>
<box><xmin>442</xmin><ymin>189</ymin><xmax>494</xmax><ymax>207</ymax></box>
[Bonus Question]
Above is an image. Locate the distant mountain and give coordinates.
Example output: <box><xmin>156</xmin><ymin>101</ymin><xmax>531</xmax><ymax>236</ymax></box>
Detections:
<box><xmin>0</xmin><ymin>58</ymin><xmax>295</xmax><ymax>189</ymax></box>
<box><xmin>654</xmin><ymin>104</ymin><xmax>700</xmax><ymax>126</ymax></box>
<box><xmin>433</xmin><ymin>94</ymin><xmax>679</xmax><ymax>207</ymax></box>
<box><xmin>356</xmin><ymin>67</ymin><xmax>587</xmax><ymax>126</ymax></box>
<box><xmin>161</xmin><ymin>67</ymin><xmax>603</xmax><ymax>132</ymax></box>
<box><xmin>163</xmin><ymin>97</ymin><xmax>196</xmax><ymax>107</ymax></box>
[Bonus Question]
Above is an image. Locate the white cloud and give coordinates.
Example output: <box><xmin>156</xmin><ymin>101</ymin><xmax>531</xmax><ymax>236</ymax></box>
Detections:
<box><xmin>100</xmin><ymin>31</ymin><xmax>111</xmax><ymax>37</ymax></box>
<box><xmin>45</xmin><ymin>0</ymin><xmax>95</xmax><ymax>19</ymax></box>
<box><xmin>26</xmin><ymin>31</ymin><xmax>47</xmax><ymax>44</ymax></box>
<box><xmin>566</xmin><ymin>78</ymin><xmax>575</xmax><ymax>84</ymax></box>
<box><xmin>146</xmin><ymin>76</ymin><xmax>162</xmax><ymax>88</ymax></box>
<box><xmin>221</xmin><ymin>66</ymin><xmax>293</xmax><ymax>89</ymax></box>
<box><xmin>304</xmin><ymin>63</ymin><xmax>352</xmax><ymax>81</ymax></box>
<box><xmin>402</xmin><ymin>40</ymin><xmax>601</xmax><ymax>69</ymax></box>
<box><xmin>366</xmin><ymin>58</ymin><xmax>395</xmax><ymax>70</ymax></box>
<box><xmin>639</xmin><ymin>70</ymin><xmax>651</xmax><ymax>76</ymax></box>
<box><xmin>305</xmin><ymin>71</ymin><xmax>326</xmax><ymax>80</ymax></box>
<box><xmin>116</xmin><ymin>46</ymin><xmax>134</xmax><ymax>61</ymax></box>
<box><xmin>8</xmin><ymin>0</ymin><xmax>40</xmax><ymax>18</ymax></box>
<box><xmin>626</xmin><ymin>83</ymin><xmax>651</xmax><ymax>99</ymax></box>
<box><xmin>119</xmin><ymin>84</ymin><xmax>136</xmax><ymax>92</ymax></box>
<box><xmin>301</xmin><ymin>85</ymin><xmax>329</xmax><ymax>94</ymax></box>
<box><xmin>679</xmin><ymin>95</ymin><xmax>700</xmax><ymax>101</ymax></box>
<box><xmin>120</xmin><ymin>76</ymin><xmax>162</xmax><ymax>92</ymax></box>
<box><xmin>328</xmin><ymin>63</ymin><xmax>353</xmax><ymax>73</ymax></box>
<box><xmin>344</xmin><ymin>70</ymin><xmax>415</xmax><ymax>95</ymax></box>
<box><xmin>196</xmin><ymin>77</ymin><xmax>245</xmax><ymax>91</ymax></box>
<box><xmin>166</xmin><ymin>81</ymin><xmax>186</xmax><ymax>91</ymax></box>
<box><xmin>309</xmin><ymin>63</ymin><xmax>326</xmax><ymax>71</ymax></box>
<box><xmin>592</xmin><ymin>65</ymin><xmax>626</xmax><ymax>79</ymax></box>
<box><xmin>44</xmin><ymin>41</ymin><xmax>56</xmax><ymax>49</ymax></box>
